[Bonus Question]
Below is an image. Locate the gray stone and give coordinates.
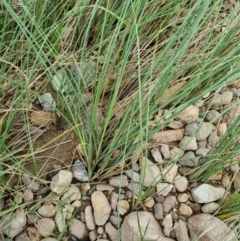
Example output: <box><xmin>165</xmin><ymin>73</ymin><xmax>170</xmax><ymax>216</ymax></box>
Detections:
<box><xmin>125</xmin><ymin>170</ymin><xmax>140</xmax><ymax>182</ymax></box>
<box><xmin>85</xmin><ymin>206</ymin><xmax>95</xmax><ymax>230</ymax></box>
<box><xmin>176</xmin><ymin>105</ymin><xmax>199</xmax><ymax>124</ymax></box>
<box><xmin>170</xmin><ymin>147</ymin><xmax>184</xmax><ymax>161</ymax></box>
<box><xmin>72</xmin><ymin>160</ymin><xmax>88</xmax><ymax>182</ymax></box>
<box><xmin>179</xmin><ymin>136</ymin><xmax>198</xmax><ymax>150</ymax></box>
<box><xmin>196</xmin><ymin>148</ymin><xmax>210</xmax><ymax>156</ymax></box>
<box><xmin>38</xmin><ymin>93</ymin><xmax>56</xmax><ymax>112</ymax></box>
<box><xmin>91</xmin><ymin>191</ymin><xmax>111</xmax><ymax>226</ymax></box>
<box><xmin>23</xmin><ymin>189</ymin><xmax>34</xmax><ymax>203</ymax></box>
<box><xmin>174</xmin><ymin>175</ymin><xmax>188</xmax><ymax>192</ymax></box>
<box><xmin>208</xmin><ymin>130</ymin><xmax>219</xmax><ymax>147</ymax></box>
<box><xmin>161</xmin><ymin>144</ymin><xmax>170</xmax><ymax>159</ymax></box>
<box><xmin>162</xmin><ymin>164</ymin><xmax>178</xmax><ymax>183</ymax></box>
<box><xmin>55</xmin><ymin>211</ymin><xmax>67</xmax><ymax>232</ymax></box>
<box><xmin>154</xmin><ymin>203</ymin><xmax>164</xmax><ymax>220</ymax></box>
<box><xmin>201</xmin><ymin>202</ymin><xmax>219</xmax><ymax>214</ymax></box>
<box><xmin>109</xmin><ymin>175</ymin><xmax>128</xmax><ymax>187</ymax></box>
<box><xmin>105</xmin><ymin>222</ymin><xmax>118</xmax><ymax>241</ymax></box>
<box><xmin>15</xmin><ymin>232</ymin><xmax>31</xmax><ymax>241</ymax></box>
<box><xmin>38</xmin><ymin>204</ymin><xmax>56</xmax><ymax>218</ymax></box>
<box><xmin>151</xmin><ymin>147</ymin><xmax>163</xmax><ymax>164</ymax></box>
<box><xmin>69</xmin><ymin>218</ymin><xmax>88</xmax><ymax>239</ymax></box>
<box><xmin>191</xmin><ymin>184</ymin><xmax>225</xmax><ymax>203</ymax></box>
<box><xmin>109</xmin><ymin>214</ymin><xmax>122</xmax><ymax>227</ymax></box>
<box><xmin>223</xmin><ymin>105</ymin><xmax>240</xmax><ymax>124</ymax></box>
<box><xmin>121</xmin><ymin>212</ymin><xmax>163</xmax><ymax>241</ymax></box>
<box><xmin>152</xmin><ymin>129</ymin><xmax>184</xmax><ymax>143</ymax></box>
<box><xmin>206</xmin><ymin>110</ymin><xmax>221</xmax><ymax>124</ymax></box>
<box><xmin>141</xmin><ymin>157</ymin><xmax>161</xmax><ymax>187</ymax></box>
<box><xmin>162</xmin><ymin>196</ymin><xmax>177</xmax><ymax>213</ymax></box>
<box><xmin>173</xmin><ymin>220</ymin><xmax>190</xmax><ymax>241</ymax></box>
<box><xmin>179</xmin><ymin>151</ymin><xmax>199</xmax><ymax>167</ymax></box>
<box><xmin>61</xmin><ymin>185</ymin><xmax>81</xmax><ymax>203</ymax></box>
<box><xmin>179</xmin><ymin>167</ymin><xmax>193</xmax><ymax>176</ymax></box>
<box><xmin>50</xmin><ymin>170</ymin><xmax>72</xmax><ymax>194</ymax></box>
<box><xmin>196</xmin><ymin>122</ymin><xmax>213</xmax><ymax>141</ymax></box>
<box><xmin>197</xmin><ymin>139</ymin><xmax>207</xmax><ymax>148</ymax></box>
<box><xmin>21</xmin><ymin>175</ymin><xmax>40</xmax><ymax>192</ymax></box>
<box><xmin>188</xmin><ymin>214</ymin><xmax>237</xmax><ymax>241</ymax></box>
<box><xmin>185</xmin><ymin>122</ymin><xmax>198</xmax><ymax>136</ymax></box>
<box><xmin>110</xmin><ymin>192</ymin><xmax>118</xmax><ymax>210</ymax></box>
<box><xmin>126</xmin><ymin>182</ymin><xmax>141</xmax><ymax>195</ymax></box>
<box><xmin>37</xmin><ymin>218</ymin><xmax>55</xmax><ymax>237</ymax></box>
<box><xmin>0</xmin><ymin>209</ymin><xmax>26</xmax><ymax>238</ymax></box>
<box><xmin>156</xmin><ymin>183</ymin><xmax>173</xmax><ymax>196</ymax></box>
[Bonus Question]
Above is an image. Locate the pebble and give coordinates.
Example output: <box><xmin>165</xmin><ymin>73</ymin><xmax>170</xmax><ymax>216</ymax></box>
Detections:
<box><xmin>23</xmin><ymin>189</ymin><xmax>34</xmax><ymax>203</ymax></box>
<box><xmin>109</xmin><ymin>214</ymin><xmax>122</xmax><ymax>227</ymax></box>
<box><xmin>177</xmin><ymin>193</ymin><xmax>188</xmax><ymax>203</ymax></box>
<box><xmin>125</xmin><ymin>170</ymin><xmax>140</xmax><ymax>182</ymax></box>
<box><xmin>223</xmin><ymin>105</ymin><xmax>240</xmax><ymax>124</ymax></box>
<box><xmin>191</xmin><ymin>184</ymin><xmax>225</xmax><ymax>203</ymax></box>
<box><xmin>117</xmin><ymin>200</ymin><xmax>130</xmax><ymax>215</ymax></box>
<box><xmin>151</xmin><ymin>147</ymin><xmax>163</xmax><ymax>164</ymax></box>
<box><xmin>55</xmin><ymin>211</ymin><xmax>67</xmax><ymax>232</ymax></box>
<box><xmin>156</xmin><ymin>183</ymin><xmax>173</xmax><ymax>196</ymax></box>
<box><xmin>234</xmin><ymin>171</ymin><xmax>240</xmax><ymax>190</ymax></box>
<box><xmin>144</xmin><ymin>196</ymin><xmax>155</xmax><ymax>208</ymax></box>
<box><xmin>185</xmin><ymin>122</ymin><xmax>198</xmax><ymax>136</ymax></box>
<box><xmin>161</xmin><ymin>144</ymin><xmax>170</xmax><ymax>159</ymax></box>
<box><xmin>162</xmin><ymin>213</ymin><xmax>173</xmax><ymax>236</ymax></box>
<box><xmin>38</xmin><ymin>93</ymin><xmax>56</xmax><ymax>112</ymax></box>
<box><xmin>173</xmin><ymin>220</ymin><xmax>190</xmax><ymax>241</ymax></box>
<box><xmin>96</xmin><ymin>184</ymin><xmax>115</xmax><ymax>192</ymax></box>
<box><xmin>179</xmin><ymin>136</ymin><xmax>198</xmax><ymax>150</ymax></box>
<box><xmin>109</xmin><ymin>175</ymin><xmax>128</xmax><ymax>187</ymax></box>
<box><xmin>178</xmin><ymin>204</ymin><xmax>192</xmax><ymax>217</ymax></box>
<box><xmin>22</xmin><ymin>175</ymin><xmax>40</xmax><ymax>192</ymax></box>
<box><xmin>196</xmin><ymin>147</ymin><xmax>210</xmax><ymax>156</ymax></box>
<box><xmin>69</xmin><ymin>218</ymin><xmax>88</xmax><ymax>239</ymax></box>
<box><xmin>121</xmin><ymin>212</ymin><xmax>163</xmax><ymax>241</ymax></box>
<box><xmin>37</xmin><ymin>218</ymin><xmax>55</xmax><ymax>237</ymax></box>
<box><xmin>221</xmin><ymin>172</ymin><xmax>231</xmax><ymax>187</ymax></box>
<box><xmin>15</xmin><ymin>232</ymin><xmax>31</xmax><ymax>241</ymax></box>
<box><xmin>176</xmin><ymin>105</ymin><xmax>199</xmax><ymax>124</ymax></box>
<box><xmin>206</xmin><ymin>110</ymin><xmax>221</xmax><ymax>123</ymax></box>
<box><xmin>50</xmin><ymin>170</ymin><xmax>73</xmax><ymax>194</ymax></box>
<box><xmin>154</xmin><ymin>203</ymin><xmax>164</xmax><ymax>220</ymax></box>
<box><xmin>110</xmin><ymin>192</ymin><xmax>118</xmax><ymax>210</ymax></box>
<box><xmin>208</xmin><ymin>130</ymin><xmax>220</xmax><ymax>147</ymax></box>
<box><xmin>197</xmin><ymin>139</ymin><xmax>207</xmax><ymax>148</ymax></box>
<box><xmin>196</xmin><ymin>122</ymin><xmax>213</xmax><ymax>141</ymax></box>
<box><xmin>72</xmin><ymin>160</ymin><xmax>89</xmax><ymax>182</ymax></box>
<box><xmin>105</xmin><ymin>222</ymin><xmax>118</xmax><ymax>241</ymax></box>
<box><xmin>85</xmin><ymin>206</ymin><xmax>95</xmax><ymax>230</ymax></box>
<box><xmin>89</xmin><ymin>230</ymin><xmax>98</xmax><ymax>241</ymax></box>
<box><xmin>162</xmin><ymin>195</ymin><xmax>177</xmax><ymax>213</ymax></box>
<box><xmin>141</xmin><ymin>157</ymin><xmax>162</xmax><ymax>187</ymax></box>
<box><xmin>179</xmin><ymin>151</ymin><xmax>199</xmax><ymax>167</ymax></box>
<box><xmin>91</xmin><ymin>191</ymin><xmax>111</xmax><ymax>226</ymax></box>
<box><xmin>170</xmin><ymin>147</ymin><xmax>184</xmax><ymax>160</ymax></box>
<box><xmin>162</xmin><ymin>164</ymin><xmax>178</xmax><ymax>183</ymax></box>
<box><xmin>61</xmin><ymin>185</ymin><xmax>81</xmax><ymax>203</ymax></box>
<box><xmin>201</xmin><ymin>202</ymin><xmax>219</xmax><ymax>214</ymax></box>
<box><xmin>168</xmin><ymin>120</ymin><xmax>184</xmax><ymax>129</ymax></box>
<box><xmin>174</xmin><ymin>175</ymin><xmax>188</xmax><ymax>192</ymax></box>
<box><xmin>0</xmin><ymin>209</ymin><xmax>26</xmax><ymax>238</ymax></box>
<box><xmin>152</xmin><ymin>129</ymin><xmax>184</xmax><ymax>143</ymax></box>
<box><xmin>188</xmin><ymin>214</ymin><xmax>237</xmax><ymax>241</ymax></box>
<box><xmin>38</xmin><ymin>204</ymin><xmax>56</xmax><ymax>218</ymax></box>
<box><xmin>217</xmin><ymin>123</ymin><xmax>227</xmax><ymax>136</ymax></box>
<box><xmin>14</xmin><ymin>192</ymin><xmax>23</xmax><ymax>204</ymax></box>
<box><xmin>126</xmin><ymin>182</ymin><xmax>141</xmax><ymax>195</ymax></box>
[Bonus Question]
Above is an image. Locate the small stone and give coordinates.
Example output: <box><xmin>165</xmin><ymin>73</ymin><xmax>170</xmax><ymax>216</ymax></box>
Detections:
<box><xmin>155</xmin><ymin>195</ymin><xmax>165</xmax><ymax>203</ymax></box>
<box><xmin>125</xmin><ymin>170</ymin><xmax>140</xmax><ymax>182</ymax></box>
<box><xmin>72</xmin><ymin>200</ymin><xmax>81</xmax><ymax>208</ymax></box>
<box><xmin>223</xmin><ymin>105</ymin><xmax>240</xmax><ymax>124</ymax></box>
<box><xmin>170</xmin><ymin>147</ymin><xmax>184</xmax><ymax>161</ymax></box>
<box><xmin>55</xmin><ymin>211</ymin><xmax>67</xmax><ymax>232</ymax></box>
<box><xmin>23</xmin><ymin>190</ymin><xmax>34</xmax><ymax>203</ymax></box>
<box><xmin>206</xmin><ymin>110</ymin><xmax>221</xmax><ymax>123</ymax></box>
<box><xmin>179</xmin><ymin>136</ymin><xmax>198</xmax><ymax>150</ymax></box>
<box><xmin>140</xmin><ymin>157</ymin><xmax>162</xmax><ymax>187</ymax></box>
<box><xmin>50</xmin><ymin>170</ymin><xmax>72</xmax><ymax>194</ymax></box>
<box><xmin>15</xmin><ymin>232</ymin><xmax>31</xmax><ymax>241</ymax></box>
<box><xmin>163</xmin><ymin>214</ymin><xmax>173</xmax><ymax>236</ymax></box>
<box><xmin>156</xmin><ymin>183</ymin><xmax>173</xmax><ymax>196</ymax></box>
<box><xmin>201</xmin><ymin>202</ymin><xmax>219</xmax><ymax>214</ymax></box>
<box><xmin>26</xmin><ymin>226</ymin><xmax>39</xmax><ymax>241</ymax></box>
<box><xmin>126</xmin><ymin>182</ymin><xmax>141</xmax><ymax>195</ymax></box>
<box><xmin>178</xmin><ymin>204</ymin><xmax>192</xmax><ymax>217</ymax></box>
<box><xmin>168</xmin><ymin>120</ymin><xmax>184</xmax><ymax>129</ymax></box>
<box><xmin>109</xmin><ymin>214</ymin><xmax>122</xmax><ymax>227</ymax></box>
<box><xmin>126</xmin><ymin>190</ymin><xmax>132</xmax><ymax>199</ymax></box>
<box><xmin>161</xmin><ymin>144</ymin><xmax>170</xmax><ymax>159</ymax></box>
<box><xmin>91</xmin><ymin>191</ymin><xmax>111</xmax><ymax>226</ymax></box>
<box><xmin>173</xmin><ymin>220</ymin><xmax>190</xmax><ymax>241</ymax></box>
<box><xmin>0</xmin><ymin>209</ymin><xmax>26</xmax><ymax>238</ymax></box>
<box><xmin>217</xmin><ymin>123</ymin><xmax>227</xmax><ymax>137</ymax></box>
<box><xmin>179</xmin><ymin>167</ymin><xmax>193</xmax><ymax>176</ymax></box>
<box><xmin>144</xmin><ymin>197</ymin><xmax>155</xmax><ymax>208</ymax></box>
<box><xmin>188</xmin><ymin>214</ymin><xmax>237</xmax><ymax>241</ymax></box>
<box><xmin>72</xmin><ymin>160</ymin><xmax>88</xmax><ymax>182</ymax></box>
<box><xmin>208</xmin><ymin>130</ymin><xmax>220</xmax><ymax>147</ymax></box>
<box><xmin>85</xmin><ymin>206</ymin><xmax>95</xmax><ymax>230</ymax></box>
<box><xmin>196</xmin><ymin>122</ymin><xmax>213</xmax><ymax>141</ymax></box>
<box><xmin>38</xmin><ymin>93</ymin><xmax>56</xmax><ymax>112</ymax></box>
<box><xmin>14</xmin><ymin>192</ymin><xmax>23</xmax><ymax>204</ymax></box>
<box><xmin>154</xmin><ymin>203</ymin><xmax>163</xmax><ymax>220</ymax></box>
<box><xmin>196</xmin><ymin>148</ymin><xmax>210</xmax><ymax>156</ymax></box>
<box><xmin>105</xmin><ymin>222</ymin><xmax>118</xmax><ymax>241</ymax></box>
<box><xmin>197</xmin><ymin>139</ymin><xmax>207</xmax><ymax>148</ymax></box>
<box><xmin>179</xmin><ymin>151</ymin><xmax>199</xmax><ymax>167</ymax></box>
<box><xmin>97</xmin><ymin>226</ymin><xmax>104</xmax><ymax>234</ymax></box>
<box><xmin>234</xmin><ymin>172</ymin><xmax>240</xmax><ymax>190</ymax></box>
<box><xmin>185</xmin><ymin>122</ymin><xmax>198</xmax><ymax>136</ymax></box>
<box><xmin>38</xmin><ymin>204</ymin><xmax>56</xmax><ymax>218</ymax></box>
<box><xmin>110</xmin><ymin>192</ymin><xmax>118</xmax><ymax>210</ymax></box>
<box><xmin>162</xmin><ymin>196</ymin><xmax>177</xmax><ymax>213</ymax></box>
<box><xmin>162</xmin><ymin>164</ymin><xmax>178</xmax><ymax>183</ymax></box>
<box><xmin>174</xmin><ymin>175</ymin><xmax>188</xmax><ymax>192</ymax></box>
<box><xmin>230</xmin><ymin>164</ymin><xmax>239</xmax><ymax>174</ymax></box>
<box><xmin>109</xmin><ymin>175</ymin><xmax>128</xmax><ymax>187</ymax></box>
<box><xmin>69</xmin><ymin>218</ymin><xmax>88</xmax><ymax>240</ymax></box>
<box><xmin>96</xmin><ymin>184</ymin><xmax>115</xmax><ymax>192</ymax></box>
<box><xmin>152</xmin><ymin>129</ymin><xmax>184</xmax><ymax>143</ymax></box>
<box><xmin>191</xmin><ymin>184</ymin><xmax>225</xmax><ymax>203</ymax></box>
<box><xmin>61</xmin><ymin>185</ymin><xmax>81</xmax><ymax>203</ymax></box>
<box><xmin>176</xmin><ymin>105</ymin><xmax>199</xmax><ymax>124</ymax></box>
<box><xmin>117</xmin><ymin>200</ymin><xmax>130</xmax><ymax>215</ymax></box>
<box><xmin>89</xmin><ymin>230</ymin><xmax>98</xmax><ymax>241</ymax></box>
<box><xmin>37</xmin><ymin>218</ymin><xmax>55</xmax><ymax>237</ymax></box>
<box><xmin>177</xmin><ymin>193</ymin><xmax>188</xmax><ymax>203</ymax></box>
<box><xmin>151</xmin><ymin>147</ymin><xmax>163</xmax><ymax>164</ymax></box>
<box><xmin>221</xmin><ymin>172</ymin><xmax>231</xmax><ymax>187</ymax></box>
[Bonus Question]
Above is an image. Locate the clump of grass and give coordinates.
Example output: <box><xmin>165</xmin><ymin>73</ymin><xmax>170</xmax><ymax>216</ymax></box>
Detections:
<box><xmin>1</xmin><ymin>0</ymin><xmax>240</xmax><ymax>232</ymax></box>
